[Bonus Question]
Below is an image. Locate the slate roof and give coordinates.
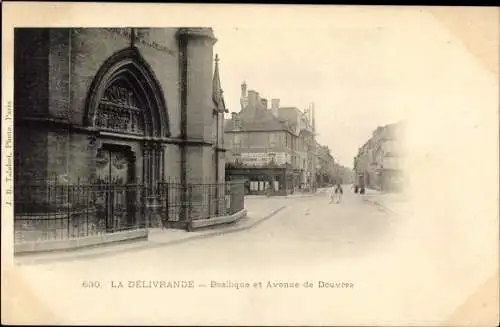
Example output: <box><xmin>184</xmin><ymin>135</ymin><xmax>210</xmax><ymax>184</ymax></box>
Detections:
<box><xmin>224</xmin><ymin>107</ymin><xmax>298</xmax><ymax>134</ymax></box>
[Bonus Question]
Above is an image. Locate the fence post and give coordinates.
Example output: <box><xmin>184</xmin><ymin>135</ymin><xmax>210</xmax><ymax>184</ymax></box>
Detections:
<box><xmin>229</xmin><ymin>182</ymin><xmax>234</xmax><ymax>215</ymax></box>
<box><xmin>145</xmin><ymin>186</ymin><xmax>150</xmax><ymax>230</ymax></box>
<box><xmin>240</xmin><ymin>182</ymin><xmax>245</xmax><ymax>212</ymax></box>
<box><xmin>86</xmin><ymin>180</ymin><xmax>90</xmax><ymax>236</ymax></box>
<box><xmin>208</xmin><ymin>185</ymin><xmax>212</xmax><ymax>218</ymax></box>
<box><xmin>136</xmin><ymin>182</ymin><xmax>140</xmax><ymax>229</ymax></box>
<box><xmin>67</xmin><ymin>184</ymin><xmax>70</xmax><ymax>238</ymax></box>
<box><xmin>165</xmin><ymin>181</ymin><xmax>169</xmax><ymax>223</ymax></box>
<box><xmin>187</xmin><ymin>184</ymin><xmax>193</xmax><ymax>232</ymax></box>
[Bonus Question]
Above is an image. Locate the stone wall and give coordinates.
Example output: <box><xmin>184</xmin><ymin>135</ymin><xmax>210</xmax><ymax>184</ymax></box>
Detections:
<box><xmin>48</xmin><ymin>29</ymin><xmax>71</xmax><ymax>119</ymax></box>
<box><xmin>69</xmin><ymin>28</ymin><xmax>131</xmax><ymax>125</ymax></box>
<box><xmin>164</xmin><ymin>144</ymin><xmax>182</xmax><ymax>181</ymax></box>
<box><xmin>133</xmin><ymin>28</ymin><xmax>182</xmax><ymax>138</ymax></box>
<box><xmin>14</xmin><ymin>29</ymin><xmax>50</xmax><ymax>117</ymax></box>
<box><xmin>14</xmin><ymin>126</ymin><xmax>48</xmax><ymax>182</ymax></box>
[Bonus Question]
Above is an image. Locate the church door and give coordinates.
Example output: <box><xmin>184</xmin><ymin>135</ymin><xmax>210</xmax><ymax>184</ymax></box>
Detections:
<box><xmin>95</xmin><ymin>145</ymin><xmax>136</xmax><ymax>231</ymax></box>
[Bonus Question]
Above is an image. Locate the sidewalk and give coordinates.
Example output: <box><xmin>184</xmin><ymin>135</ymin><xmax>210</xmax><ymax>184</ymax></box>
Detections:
<box><xmin>148</xmin><ymin>198</ymin><xmax>287</xmax><ymax>243</ymax></box>
<box><xmin>362</xmin><ymin>188</ymin><xmax>410</xmax><ymax>216</ymax></box>
<box><xmin>15</xmin><ymin>199</ymin><xmax>287</xmax><ymax>265</ymax></box>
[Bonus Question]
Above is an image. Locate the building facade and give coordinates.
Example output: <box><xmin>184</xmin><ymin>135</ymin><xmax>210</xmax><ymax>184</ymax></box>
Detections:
<box><xmin>315</xmin><ymin>143</ymin><xmax>335</xmax><ymax>187</ymax></box>
<box><xmin>224</xmin><ymin>82</ymin><xmax>317</xmax><ymax>195</ymax></box>
<box><xmin>353</xmin><ymin>121</ymin><xmax>405</xmax><ymax>192</ymax></box>
<box><xmin>277</xmin><ymin>104</ymin><xmax>317</xmax><ymax>191</ymax></box>
<box><xmin>14</xmin><ymin>28</ymin><xmax>228</xmax><ymax>228</ymax></box>
<box><xmin>333</xmin><ymin>163</ymin><xmax>354</xmax><ymax>185</ymax></box>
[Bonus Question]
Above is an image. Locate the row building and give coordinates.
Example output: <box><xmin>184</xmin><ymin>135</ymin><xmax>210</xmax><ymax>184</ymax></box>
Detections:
<box><xmin>315</xmin><ymin>143</ymin><xmax>336</xmax><ymax>187</ymax></box>
<box><xmin>333</xmin><ymin>163</ymin><xmax>354</xmax><ymax>185</ymax></box>
<box><xmin>224</xmin><ymin>82</ymin><xmax>320</xmax><ymax>195</ymax></box>
<box><xmin>353</xmin><ymin>121</ymin><xmax>405</xmax><ymax>192</ymax></box>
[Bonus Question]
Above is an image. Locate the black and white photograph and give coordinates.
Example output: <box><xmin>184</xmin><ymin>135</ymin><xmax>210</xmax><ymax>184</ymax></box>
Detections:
<box><xmin>2</xmin><ymin>3</ymin><xmax>499</xmax><ymax>326</ymax></box>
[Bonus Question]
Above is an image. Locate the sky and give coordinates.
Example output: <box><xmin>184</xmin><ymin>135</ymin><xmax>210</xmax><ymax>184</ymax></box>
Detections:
<box><xmin>212</xmin><ymin>6</ymin><xmax>498</xmax><ymax>168</ymax></box>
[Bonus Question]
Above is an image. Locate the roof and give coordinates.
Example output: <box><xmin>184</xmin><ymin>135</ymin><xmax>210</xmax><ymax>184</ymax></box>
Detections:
<box><xmin>277</xmin><ymin>106</ymin><xmax>314</xmax><ymax>135</ymax></box>
<box><xmin>224</xmin><ymin>99</ymin><xmax>313</xmax><ymax>136</ymax></box>
<box><xmin>224</xmin><ymin>107</ymin><xmax>299</xmax><ymax>133</ymax></box>
<box><xmin>224</xmin><ymin>113</ymin><xmax>293</xmax><ymax>133</ymax></box>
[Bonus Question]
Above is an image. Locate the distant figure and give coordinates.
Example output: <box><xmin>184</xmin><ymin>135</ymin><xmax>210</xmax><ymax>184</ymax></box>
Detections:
<box><xmin>265</xmin><ymin>183</ymin><xmax>272</xmax><ymax>197</ymax></box>
<box><xmin>328</xmin><ymin>185</ymin><xmax>335</xmax><ymax>204</ymax></box>
<box><xmin>354</xmin><ymin>185</ymin><xmax>359</xmax><ymax>194</ymax></box>
<box><xmin>334</xmin><ymin>183</ymin><xmax>343</xmax><ymax>203</ymax></box>
<box><xmin>359</xmin><ymin>185</ymin><xmax>366</xmax><ymax>194</ymax></box>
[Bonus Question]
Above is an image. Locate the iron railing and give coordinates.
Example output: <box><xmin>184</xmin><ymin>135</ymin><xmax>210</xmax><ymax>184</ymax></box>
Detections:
<box><xmin>14</xmin><ymin>178</ymin><xmax>246</xmax><ymax>243</ymax></box>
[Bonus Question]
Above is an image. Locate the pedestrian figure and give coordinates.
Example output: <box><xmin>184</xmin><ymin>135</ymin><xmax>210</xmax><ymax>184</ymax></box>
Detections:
<box><xmin>334</xmin><ymin>183</ymin><xmax>343</xmax><ymax>203</ymax></box>
<box><xmin>359</xmin><ymin>186</ymin><xmax>365</xmax><ymax>195</ymax></box>
<box><xmin>265</xmin><ymin>183</ymin><xmax>272</xmax><ymax>197</ymax></box>
<box><xmin>354</xmin><ymin>185</ymin><xmax>359</xmax><ymax>194</ymax></box>
<box><xmin>328</xmin><ymin>185</ymin><xmax>336</xmax><ymax>204</ymax></box>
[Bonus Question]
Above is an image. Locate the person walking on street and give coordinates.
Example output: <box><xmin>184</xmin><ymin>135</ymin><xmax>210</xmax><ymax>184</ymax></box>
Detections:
<box><xmin>329</xmin><ymin>184</ymin><xmax>336</xmax><ymax>204</ymax></box>
<box><xmin>359</xmin><ymin>184</ymin><xmax>365</xmax><ymax>194</ymax></box>
<box><xmin>334</xmin><ymin>183</ymin><xmax>343</xmax><ymax>203</ymax></box>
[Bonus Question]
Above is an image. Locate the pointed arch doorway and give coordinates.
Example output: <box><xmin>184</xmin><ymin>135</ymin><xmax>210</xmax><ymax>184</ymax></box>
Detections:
<box><xmin>85</xmin><ymin>48</ymin><xmax>170</xmax><ymax>230</ymax></box>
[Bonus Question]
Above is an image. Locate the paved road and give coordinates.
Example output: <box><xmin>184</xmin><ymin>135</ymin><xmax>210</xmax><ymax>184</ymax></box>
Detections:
<box><xmin>12</xmin><ymin>190</ymin><xmax>497</xmax><ymax>325</ymax></box>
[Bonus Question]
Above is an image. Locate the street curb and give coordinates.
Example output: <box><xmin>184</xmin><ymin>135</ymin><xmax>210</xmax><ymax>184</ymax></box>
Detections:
<box><xmin>363</xmin><ymin>198</ymin><xmax>400</xmax><ymax>216</ymax></box>
<box><xmin>15</xmin><ymin>206</ymin><xmax>288</xmax><ymax>265</ymax></box>
<box><xmin>284</xmin><ymin>195</ymin><xmax>315</xmax><ymax>199</ymax></box>
<box><xmin>146</xmin><ymin>206</ymin><xmax>286</xmax><ymax>245</ymax></box>
<box><xmin>247</xmin><ymin>195</ymin><xmax>315</xmax><ymax>199</ymax></box>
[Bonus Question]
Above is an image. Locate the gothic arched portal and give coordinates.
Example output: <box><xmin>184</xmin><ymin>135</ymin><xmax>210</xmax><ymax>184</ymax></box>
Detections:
<box><xmin>85</xmin><ymin>47</ymin><xmax>169</xmax><ymax>137</ymax></box>
<box><xmin>85</xmin><ymin>47</ymin><xmax>169</xmax><ymax>189</ymax></box>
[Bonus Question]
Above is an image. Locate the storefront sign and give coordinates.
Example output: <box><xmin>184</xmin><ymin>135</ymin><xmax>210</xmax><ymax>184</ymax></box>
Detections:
<box><xmin>240</xmin><ymin>152</ymin><xmax>291</xmax><ymax>166</ymax></box>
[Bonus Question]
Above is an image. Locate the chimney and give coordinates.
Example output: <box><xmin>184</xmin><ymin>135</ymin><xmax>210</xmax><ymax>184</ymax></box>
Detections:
<box><xmin>260</xmin><ymin>98</ymin><xmax>268</xmax><ymax>109</ymax></box>
<box><xmin>240</xmin><ymin>81</ymin><xmax>247</xmax><ymax>98</ymax></box>
<box><xmin>271</xmin><ymin>98</ymin><xmax>280</xmax><ymax>117</ymax></box>
<box><xmin>247</xmin><ymin>90</ymin><xmax>259</xmax><ymax>108</ymax></box>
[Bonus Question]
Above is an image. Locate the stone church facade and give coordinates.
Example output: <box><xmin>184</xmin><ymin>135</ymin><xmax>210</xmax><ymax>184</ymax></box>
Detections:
<box><xmin>15</xmin><ymin>27</ymin><xmax>227</xmax><ymax>186</ymax></box>
<box><xmin>14</xmin><ymin>28</ymin><xmax>229</xmax><ymax>229</ymax></box>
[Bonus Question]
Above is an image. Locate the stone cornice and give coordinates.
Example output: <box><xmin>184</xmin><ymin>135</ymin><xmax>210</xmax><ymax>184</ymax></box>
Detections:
<box><xmin>15</xmin><ymin>117</ymin><xmax>223</xmax><ymax>147</ymax></box>
<box><xmin>177</xmin><ymin>28</ymin><xmax>217</xmax><ymax>44</ymax></box>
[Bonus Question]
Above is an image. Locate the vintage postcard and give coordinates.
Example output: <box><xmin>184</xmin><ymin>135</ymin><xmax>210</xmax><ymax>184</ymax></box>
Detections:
<box><xmin>2</xmin><ymin>3</ymin><xmax>499</xmax><ymax>326</ymax></box>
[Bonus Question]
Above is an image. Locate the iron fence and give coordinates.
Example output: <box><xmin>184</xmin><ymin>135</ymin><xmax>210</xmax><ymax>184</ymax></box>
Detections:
<box><xmin>14</xmin><ymin>178</ymin><xmax>246</xmax><ymax>243</ymax></box>
<box><xmin>156</xmin><ymin>179</ymin><xmax>245</xmax><ymax>223</ymax></box>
